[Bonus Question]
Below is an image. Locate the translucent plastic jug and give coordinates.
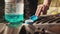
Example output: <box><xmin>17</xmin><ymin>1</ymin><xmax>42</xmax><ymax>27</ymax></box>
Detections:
<box><xmin>5</xmin><ymin>0</ymin><xmax>24</xmax><ymax>23</ymax></box>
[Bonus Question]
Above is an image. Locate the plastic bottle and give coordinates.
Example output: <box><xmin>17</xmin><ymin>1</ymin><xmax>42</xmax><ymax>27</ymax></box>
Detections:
<box><xmin>5</xmin><ymin>0</ymin><xmax>24</xmax><ymax>23</ymax></box>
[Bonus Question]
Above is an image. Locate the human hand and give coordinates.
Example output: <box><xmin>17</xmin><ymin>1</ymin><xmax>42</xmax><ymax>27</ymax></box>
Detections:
<box><xmin>35</xmin><ymin>4</ymin><xmax>49</xmax><ymax>16</ymax></box>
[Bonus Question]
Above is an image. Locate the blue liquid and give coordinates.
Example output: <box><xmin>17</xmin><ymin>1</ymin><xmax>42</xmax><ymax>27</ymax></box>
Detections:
<box><xmin>5</xmin><ymin>14</ymin><xmax>24</xmax><ymax>23</ymax></box>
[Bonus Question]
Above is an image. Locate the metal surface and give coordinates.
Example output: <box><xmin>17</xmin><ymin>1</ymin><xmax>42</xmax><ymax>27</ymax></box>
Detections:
<box><xmin>20</xmin><ymin>14</ymin><xmax>60</xmax><ymax>34</ymax></box>
<box><xmin>0</xmin><ymin>14</ymin><xmax>60</xmax><ymax>34</ymax></box>
<box><xmin>0</xmin><ymin>23</ymin><xmax>6</xmax><ymax>33</ymax></box>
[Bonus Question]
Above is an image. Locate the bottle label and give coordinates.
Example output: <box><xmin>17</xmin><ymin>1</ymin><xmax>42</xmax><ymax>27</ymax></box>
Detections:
<box><xmin>5</xmin><ymin>2</ymin><xmax>16</xmax><ymax>14</ymax></box>
<box><xmin>5</xmin><ymin>0</ymin><xmax>24</xmax><ymax>14</ymax></box>
<box><xmin>16</xmin><ymin>3</ymin><xmax>24</xmax><ymax>14</ymax></box>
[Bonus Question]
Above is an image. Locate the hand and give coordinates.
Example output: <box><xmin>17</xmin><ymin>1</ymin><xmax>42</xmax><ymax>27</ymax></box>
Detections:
<box><xmin>35</xmin><ymin>4</ymin><xmax>49</xmax><ymax>16</ymax></box>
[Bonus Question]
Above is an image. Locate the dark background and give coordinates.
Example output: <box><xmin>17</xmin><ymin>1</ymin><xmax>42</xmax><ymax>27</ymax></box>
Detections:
<box><xmin>0</xmin><ymin>0</ymin><xmax>5</xmax><ymax>23</ymax></box>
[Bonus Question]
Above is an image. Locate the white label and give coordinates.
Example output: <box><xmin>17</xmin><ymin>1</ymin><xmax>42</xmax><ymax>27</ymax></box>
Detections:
<box><xmin>16</xmin><ymin>3</ymin><xmax>24</xmax><ymax>14</ymax></box>
<box><xmin>5</xmin><ymin>0</ymin><xmax>24</xmax><ymax>14</ymax></box>
<box><xmin>5</xmin><ymin>2</ymin><xmax>16</xmax><ymax>14</ymax></box>
<box><xmin>5</xmin><ymin>0</ymin><xmax>15</xmax><ymax>2</ymax></box>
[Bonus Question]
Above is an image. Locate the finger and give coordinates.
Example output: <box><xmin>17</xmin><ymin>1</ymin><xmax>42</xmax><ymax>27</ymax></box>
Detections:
<box><xmin>42</xmin><ymin>10</ymin><xmax>47</xmax><ymax>15</ymax></box>
<box><xmin>42</xmin><ymin>5</ymin><xmax>45</xmax><ymax>11</ymax></box>
<box><xmin>42</xmin><ymin>6</ymin><xmax>48</xmax><ymax>15</ymax></box>
<box><xmin>35</xmin><ymin>6</ymin><xmax>43</xmax><ymax>16</ymax></box>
